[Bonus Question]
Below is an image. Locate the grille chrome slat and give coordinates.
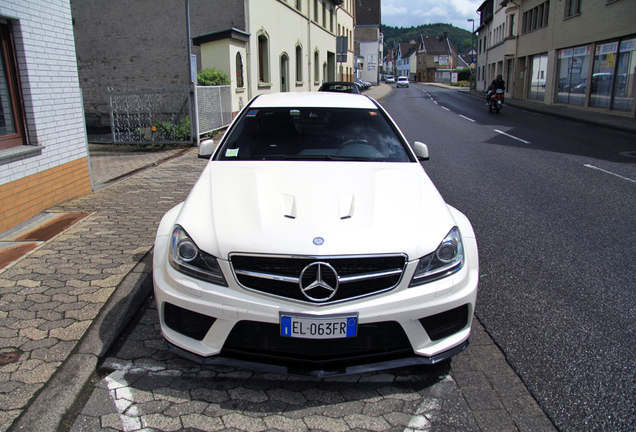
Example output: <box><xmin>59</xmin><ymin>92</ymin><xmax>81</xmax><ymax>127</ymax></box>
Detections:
<box><xmin>230</xmin><ymin>253</ymin><xmax>407</xmax><ymax>303</ymax></box>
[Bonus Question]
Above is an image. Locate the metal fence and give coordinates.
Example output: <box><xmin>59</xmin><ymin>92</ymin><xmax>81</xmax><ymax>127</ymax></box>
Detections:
<box><xmin>108</xmin><ymin>86</ymin><xmax>192</xmax><ymax>147</ymax></box>
<box><xmin>196</xmin><ymin>85</ymin><xmax>232</xmax><ymax>136</ymax></box>
<box><xmin>108</xmin><ymin>85</ymin><xmax>232</xmax><ymax>146</ymax></box>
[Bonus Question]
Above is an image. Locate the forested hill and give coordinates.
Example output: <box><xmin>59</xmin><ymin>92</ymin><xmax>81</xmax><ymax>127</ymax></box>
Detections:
<box><xmin>382</xmin><ymin>23</ymin><xmax>473</xmax><ymax>53</ymax></box>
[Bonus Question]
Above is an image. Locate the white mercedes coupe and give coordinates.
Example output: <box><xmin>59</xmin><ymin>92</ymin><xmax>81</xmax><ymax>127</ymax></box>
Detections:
<box><xmin>153</xmin><ymin>92</ymin><xmax>478</xmax><ymax>377</ymax></box>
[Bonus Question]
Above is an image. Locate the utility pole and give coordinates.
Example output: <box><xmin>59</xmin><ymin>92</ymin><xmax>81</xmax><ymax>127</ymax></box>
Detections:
<box><xmin>467</xmin><ymin>18</ymin><xmax>475</xmax><ymax>91</ymax></box>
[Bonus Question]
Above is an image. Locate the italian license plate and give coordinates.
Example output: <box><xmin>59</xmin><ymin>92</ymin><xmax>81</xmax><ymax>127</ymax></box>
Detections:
<box><xmin>280</xmin><ymin>314</ymin><xmax>358</xmax><ymax>339</ymax></box>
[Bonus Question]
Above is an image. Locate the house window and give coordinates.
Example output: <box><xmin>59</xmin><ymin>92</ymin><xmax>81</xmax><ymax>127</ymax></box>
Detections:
<box><xmin>236</xmin><ymin>52</ymin><xmax>244</xmax><ymax>88</ymax></box>
<box><xmin>522</xmin><ymin>1</ymin><xmax>549</xmax><ymax>34</ymax></box>
<box><xmin>0</xmin><ymin>22</ymin><xmax>25</xmax><ymax>150</ymax></box>
<box><xmin>296</xmin><ymin>45</ymin><xmax>303</xmax><ymax>82</ymax></box>
<box><xmin>258</xmin><ymin>33</ymin><xmax>270</xmax><ymax>83</ymax></box>
<box><xmin>565</xmin><ymin>0</ymin><xmax>581</xmax><ymax>17</ymax></box>
<box><xmin>509</xmin><ymin>14</ymin><xmax>515</xmax><ymax>37</ymax></box>
<box><xmin>314</xmin><ymin>51</ymin><xmax>319</xmax><ymax>82</ymax></box>
<box><xmin>295</xmin><ymin>0</ymin><xmax>301</xmax><ymax>11</ymax></box>
<box><xmin>330</xmin><ymin>7</ymin><xmax>334</xmax><ymax>32</ymax></box>
<box><xmin>314</xmin><ymin>0</ymin><xmax>318</xmax><ymax>22</ymax></box>
<box><xmin>322</xmin><ymin>1</ymin><xmax>327</xmax><ymax>27</ymax></box>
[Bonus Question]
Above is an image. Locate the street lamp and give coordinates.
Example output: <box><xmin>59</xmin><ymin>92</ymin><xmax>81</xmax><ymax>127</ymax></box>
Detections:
<box><xmin>467</xmin><ymin>18</ymin><xmax>475</xmax><ymax>91</ymax></box>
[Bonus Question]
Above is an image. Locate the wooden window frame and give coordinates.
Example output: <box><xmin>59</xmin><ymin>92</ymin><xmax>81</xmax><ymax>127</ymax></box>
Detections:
<box><xmin>0</xmin><ymin>22</ymin><xmax>26</xmax><ymax>150</ymax></box>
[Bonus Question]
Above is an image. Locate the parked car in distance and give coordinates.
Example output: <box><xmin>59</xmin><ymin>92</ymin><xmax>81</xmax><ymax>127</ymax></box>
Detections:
<box><xmin>397</xmin><ymin>76</ymin><xmax>410</xmax><ymax>88</ymax></box>
<box><xmin>354</xmin><ymin>78</ymin><xmax>371</xmax><ymax>90</ymax></box>
<box><xmin>385</xmin><ymin>75</ymin><xmax>395</xmax><ymax>84</ymax></box>
<box><xmin>318</xmin><ymin>81</ymin><xmax>360</xmax><ymax>94</ymax></box>
<box><xmin>153</xmin><ymin>91</ymin><xmax>479</xmax><ymax>377</ymax></box>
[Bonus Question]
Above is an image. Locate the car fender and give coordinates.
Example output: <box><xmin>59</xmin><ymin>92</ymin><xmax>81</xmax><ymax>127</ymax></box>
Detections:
<box><xmin>153</xmin><ymin>202</ymin><xmax>185</xmax><ymax>268</ymax></box>
<box><xmin>447</xmin><ymin>205</ymin><xmax>476</xmax><ymax>240</ymax></box>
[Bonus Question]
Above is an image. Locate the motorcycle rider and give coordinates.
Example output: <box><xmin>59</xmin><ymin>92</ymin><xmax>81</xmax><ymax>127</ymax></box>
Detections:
<box><xmin>487</xmin><ymin>74</ymin><xmax>506</xmax><ymax>104</ymax></box>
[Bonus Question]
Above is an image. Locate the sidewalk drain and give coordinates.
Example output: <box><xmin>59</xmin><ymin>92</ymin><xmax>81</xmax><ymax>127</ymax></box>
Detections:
<box><xmin>0</xmin><ymin>351</ymin><xmax>20</xmax><ymax>366</ymax></box>
<box><xmin>0</xmin><ymin>212</ymin><xmax>90</xmax><ymax>270</ymax></box>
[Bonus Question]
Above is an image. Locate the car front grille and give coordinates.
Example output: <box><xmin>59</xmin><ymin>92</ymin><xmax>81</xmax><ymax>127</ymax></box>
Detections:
<box><xmin>222</xmin><ymin>320</ymin><xmax>413</xmax><ymax>372</ymax></box>
<box><xmin>230</xmin><ymin>254</ymin><xmax>407</xmax><ymax>303</ymax></box>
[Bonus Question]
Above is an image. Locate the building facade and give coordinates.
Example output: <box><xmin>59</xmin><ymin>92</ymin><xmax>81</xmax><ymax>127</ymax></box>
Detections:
<box><xmin>416</xmin><ymin>34</ymin><xmax>461</xmax><ymax>83</ymax></box>
<box><xmin>354</xmin><ymin>0</ymin><xmax>382</xmax><ymax>85</ymax></box>
<box><xmin>477</xmin><ymin>0</ymin><xmax>636</xmax><ymax>117</ymax></box>
<box><xmin>0</xmin><ymin>1</ymin><xmax>91</xmax><ymax>233</ymax></box>
<box><xmin>396</xmin><ymin>42</ymin><xmax>417</xmax><ymax>80</ymax></box>
<box><xmin>72</xmin><ymin>0</ymin><xmax>343</xmax><ymax>127</ymax></box>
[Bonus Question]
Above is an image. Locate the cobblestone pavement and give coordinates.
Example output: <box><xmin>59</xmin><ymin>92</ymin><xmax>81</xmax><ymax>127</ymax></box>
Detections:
<box><xmin>70</xmin><ymin>297</ymin><xmax>555</xmax><ymax>432</ymax></box>
<box><xmin>1</xmin><ymin>110</ymin><xmax>557</xmax><ymax>431</ymax></box>
<box><xmin>88</xmin><ymin>143</ymin><xmax>190</xmax><ymax>188</ymax></box>
<box><xmin>0</xmin><ymin>149</ymin><xmax>206</xmax><ymax>431</ymax></box>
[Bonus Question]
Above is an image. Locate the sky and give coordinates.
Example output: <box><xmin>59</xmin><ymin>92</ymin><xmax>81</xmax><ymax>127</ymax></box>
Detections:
<box><xmin>381</xmin><ymin>0</ymin><xmax>483</xmax><ymax>32</ymax></box>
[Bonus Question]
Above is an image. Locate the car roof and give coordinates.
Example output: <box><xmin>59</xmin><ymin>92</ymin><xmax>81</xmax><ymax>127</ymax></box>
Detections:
<box><xmin>250</xmin><ymin>91</ymin><xmax>377</xmax><ymax>109</ymax></box>
<box><xmin>398</xmin><ymin>76</ymin><xmax>408</xmax><ymax>79</ymax></box>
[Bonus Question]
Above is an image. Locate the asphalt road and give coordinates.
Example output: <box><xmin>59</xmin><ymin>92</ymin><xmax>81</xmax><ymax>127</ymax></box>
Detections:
<box><xmin>381</xmin><ymin>84</ymin><xmax>636</xmax><ymax>431</ymax></box>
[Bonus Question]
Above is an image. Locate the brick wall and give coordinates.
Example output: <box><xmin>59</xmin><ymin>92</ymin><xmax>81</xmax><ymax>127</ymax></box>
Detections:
<box><xmin>0</xmin><ymin>0</ymin><xmax>91</xmax><ymax>232</ymax></box>
<box><xmin>0</xmin><ymin>158</ymin><xmax>92</xmax><ymax>233</ymax></box>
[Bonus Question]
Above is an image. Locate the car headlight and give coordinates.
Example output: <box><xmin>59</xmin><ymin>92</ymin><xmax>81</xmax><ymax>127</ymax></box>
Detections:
<box><xmin>168</xmin><ymin>225</ymin><xmax>228</xmax><ymax>286</ymax></box>
<box><xmin>409</xmin><ymin>227</ymin><xmax>464</xmax><ymax>287</ymax></box>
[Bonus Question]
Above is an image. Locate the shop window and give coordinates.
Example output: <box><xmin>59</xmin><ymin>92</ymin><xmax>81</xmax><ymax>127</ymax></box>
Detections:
<box><xmin>0</xmin><ymin>22</ymin><xmax>25</xmax><ymax>150</ymax></box>
<box><xmin>529</xmin><ymin>54</ymin><xmax>548</xmax><ymax>101</ymax></box>
<box><xmin>590</xmin><ymin>42</ymin><xmax>618</xmax><ymax>108</ymax></box>
<box><xmin>555</xmin><ymin>46</ymin><xmax>590</xmax><ymax>106</ymax></box>
<box><xmin>612</xmin><ymin>39</ymin><xmax>636</xmax><ymax>112</ymax></box>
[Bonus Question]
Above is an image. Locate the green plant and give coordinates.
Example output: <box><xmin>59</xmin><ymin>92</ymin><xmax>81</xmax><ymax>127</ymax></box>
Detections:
<box><xmin>152</xmin><ymin>117</ymin><xmax>190</xmax><ymax>141</ymax></box>
<box><xmin>197</xmin><ymin>68</ymin><xmax>230</xmax><ymax>86</ymax></box>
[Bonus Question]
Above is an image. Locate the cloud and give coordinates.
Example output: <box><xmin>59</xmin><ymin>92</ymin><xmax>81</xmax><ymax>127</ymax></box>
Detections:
<box><xmin>381</xmin><ymin>0</ymin><xmax>482</xmax><ymax>31</ymax></box>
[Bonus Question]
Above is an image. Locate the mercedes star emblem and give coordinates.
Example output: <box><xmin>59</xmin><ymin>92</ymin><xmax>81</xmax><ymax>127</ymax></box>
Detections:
<box><xmin>299</xmin><ymin>262</ymin><xmax>339</xmax><ymax>302</ymax></box>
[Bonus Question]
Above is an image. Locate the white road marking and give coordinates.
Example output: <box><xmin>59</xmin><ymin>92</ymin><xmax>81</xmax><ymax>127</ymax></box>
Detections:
<box><xmin>460</xmin><ymin>115</ymin><xmax>475</xmax><ymax>122</ymax></box>
<box><xmin>442</xmin><ymin>106</ymin><xmax>450</xmax><ymax>111</ymax></box>
<box><xmin>584</xmin><ymin>164</ymin><xmax>636</xmax><ymax>183</ymax></box>
<box><xmin>494</xmin><ymin>129</ymin><xmax>531</xmax><ymax>144</ymax></box>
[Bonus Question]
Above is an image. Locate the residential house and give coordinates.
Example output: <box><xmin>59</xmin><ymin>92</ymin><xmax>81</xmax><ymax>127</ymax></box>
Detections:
<box><xmin>72</xmin><ymin>0</ymin><xmax>344</xmax><ymax>127</ymax></box>
<box><xmin>396</xmin><ymin>42</ymin><xmax>418</xmax><ymax>81</ymax></box>
<box><xmin>354</xmin><ymin>0</ymin><xmax>382</xmax><ymax>85</ymax></box>
<box><xmin>336</xmin><ymin>0</ymin><xmax>356</xmax><ymax>83</ymax></box>
<box><xmin>0</xmin><ymin>1</ymin><xmax>91</xmax><ymax>233</ymax></box>
<box><xmin>477</xmin><ymin>0</ymin><xmax>636</xmax><ymax>117</ymax></box>
<box><xmin>416</xmin><ymin>34</ymin><xmax>460</xmax><ymax>83</ymax></box>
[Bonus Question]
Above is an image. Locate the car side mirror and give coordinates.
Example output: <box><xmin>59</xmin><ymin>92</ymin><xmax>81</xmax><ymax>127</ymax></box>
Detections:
<box><xmin>413</xmin><ymin>141</ymin><xmax>429</xmax><ymax>161</ymax></box>
<box><xmin>198</xmin><ymin>139</ymin><xmax>215</xmax><ymax>159</ymax></box>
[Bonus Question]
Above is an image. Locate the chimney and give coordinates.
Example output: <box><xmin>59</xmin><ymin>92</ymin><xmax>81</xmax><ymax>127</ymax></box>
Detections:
<box><xmin>443</xmin><ymin>32</ymin><xmax>448</xmax><ymax>40</ymax></box>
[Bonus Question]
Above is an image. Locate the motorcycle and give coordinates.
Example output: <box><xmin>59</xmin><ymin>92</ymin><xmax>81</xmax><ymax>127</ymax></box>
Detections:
<box><xmin>488</xmin><ymin>88</ymin><xmax>504</xmax><ymax>114</ymax></box>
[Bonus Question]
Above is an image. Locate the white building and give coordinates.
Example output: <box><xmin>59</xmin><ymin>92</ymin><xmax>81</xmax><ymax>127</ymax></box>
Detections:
<box><xmin>194</xmin><ymin>0</ymin><xmax>343</xmax><ymax>114</ymax></box>
<box><xmin>0</xmin><ymin>1</ymin><xmax>91</xmax><ymax>233</ymax></box>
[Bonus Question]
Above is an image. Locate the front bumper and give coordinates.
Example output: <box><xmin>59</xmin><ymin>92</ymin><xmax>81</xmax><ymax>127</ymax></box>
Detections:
<box><xmin>153</xmin><ymin>234</ymin><xmax>478</xmax><ymax>376</ymax></box>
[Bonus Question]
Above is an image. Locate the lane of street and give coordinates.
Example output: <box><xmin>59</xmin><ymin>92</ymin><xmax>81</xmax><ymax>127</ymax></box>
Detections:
<box><xmin>382</xmin><ymin>83</ymin><xmax>636</xmax><ymax>431</ymax></box>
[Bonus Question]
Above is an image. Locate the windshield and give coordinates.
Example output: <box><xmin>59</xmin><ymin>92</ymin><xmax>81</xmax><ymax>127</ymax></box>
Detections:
<box><xmin>216</xmin><ymin>107</ymin><xmax>412</xmax><ymax>162</ymax></box>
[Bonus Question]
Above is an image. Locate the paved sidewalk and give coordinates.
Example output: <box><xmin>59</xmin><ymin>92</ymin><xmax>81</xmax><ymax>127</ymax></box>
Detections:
<box><xmin>1</xmin><ymin>148</ymin><xmax>207</xmax><ymax>431</ymax></box>
<box><xmin>0</xmin><ymin>87</ymin><xmax>596</xmax><ymax>432</ymax></box>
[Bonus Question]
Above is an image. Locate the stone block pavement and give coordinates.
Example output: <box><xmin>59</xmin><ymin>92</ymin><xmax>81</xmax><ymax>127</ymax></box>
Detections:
<box><xmin>1</xmin><ymin>104</ymin><xmax>558</xmax><ymax>432</ymax></box>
